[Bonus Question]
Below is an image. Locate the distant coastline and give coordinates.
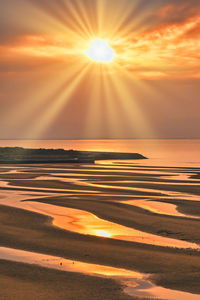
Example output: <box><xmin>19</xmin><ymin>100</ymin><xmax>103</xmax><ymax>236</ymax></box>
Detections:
<box><xmin>0</xmin><ymin>147</ymin><xmax>147</xmax><ymax>164</ymax></box>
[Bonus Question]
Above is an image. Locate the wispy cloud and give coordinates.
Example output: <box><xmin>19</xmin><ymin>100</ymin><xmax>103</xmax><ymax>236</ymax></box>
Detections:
<box><xmin>116</xmin><ymin>1</ymin><xmax>200</xmax><ymax>79</ymax></box>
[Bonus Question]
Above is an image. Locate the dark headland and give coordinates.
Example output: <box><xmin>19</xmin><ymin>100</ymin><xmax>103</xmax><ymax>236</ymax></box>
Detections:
<box><xmin>0</xmin><ymin>147</ymin><xmax>147</xmax><ymax>164</ymax></box>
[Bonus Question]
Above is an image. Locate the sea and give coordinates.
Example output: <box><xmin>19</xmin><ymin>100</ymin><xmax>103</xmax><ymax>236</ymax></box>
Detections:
<box><xmin>0</xmin><ymin>139</ymin><xmax>199</xmax><ymax>168</ymax></box>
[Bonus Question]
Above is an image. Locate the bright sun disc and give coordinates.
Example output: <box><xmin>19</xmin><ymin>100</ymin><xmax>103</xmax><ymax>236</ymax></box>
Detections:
<box><xmin>85</xmin><ymin>39</ymin><xmax>115</xmax><ymax>63</ymax></box>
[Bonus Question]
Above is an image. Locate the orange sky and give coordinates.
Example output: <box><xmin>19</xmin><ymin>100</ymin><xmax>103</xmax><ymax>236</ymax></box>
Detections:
<box><xmin>0</xmin><ymin>0</ymin><xmax>200</xmax><ymax>139</ymax></box>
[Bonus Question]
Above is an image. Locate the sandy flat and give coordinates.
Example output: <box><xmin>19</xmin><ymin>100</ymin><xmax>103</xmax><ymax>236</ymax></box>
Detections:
<box><xmin>0</xmin><ymin>259</ymin><xmax>134</xmax><ymax>300</ymax></box>
<box><xmin>0</xmin><ymin>162</ymin><xmax>200</xmax><ymax>299</ymax></box>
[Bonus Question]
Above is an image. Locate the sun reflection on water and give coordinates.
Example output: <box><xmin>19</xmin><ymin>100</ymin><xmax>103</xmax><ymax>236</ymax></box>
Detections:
<box><xmin>96</xmin><ymin>230</ymin><xmax>111</xmax><ymax>238</ymax></box>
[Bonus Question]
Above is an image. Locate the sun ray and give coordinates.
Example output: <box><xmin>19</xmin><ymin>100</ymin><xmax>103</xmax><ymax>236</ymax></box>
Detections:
<box><xmin>108</xmin><ymin>0</ymin><xmax>141</xmax><ymax>39</ymax></box>
<box><xmin>63</xmin><ymin>1</ymin><xmax>93</xmax><ymax>39</ymax></box>
<box><xmin>109</xmin><ymin>0</ymin><xmax>161</xmax><ymax>40</ymax></box>
<box><xmin>27</xmin><ymin>0</ymin><xmax>75</xmax><ymax>36</ymax></box>
<box><xmin>28</xmin><ymin>0</ymin><xmax>88</xmax><ymax>42</ymax></box>
<box><xmin>0</xmin><ymin>63</ymin><xmax>69</xmax><ymax>132</ymax></box>
<box><xmin>102</xmin><ymin>73</ymin><xmax>129</xmax><ymax>138</ymax></box>
<box><xmin>83</xmin><ymin>65</ymin><xmax>106</xmax><ymax>138</ymax></box>
<box><xmin>96</xmin><ymin>0</ymin><xmax>106</xmax><ymax>35</ymax></box>
<box><xmin>24</xmin><ymin>61</ymin><xmax>92</xmax><ymax>138</ymax></box>
<box><xmin>108</xmin><ymin>69</ymin><xmax>155</xmax><ymax>138</ymax></box>
<box><xmin>75</xmin><ymin>0</ymin><xmax>97</xmax><ymax>36</ymax></box>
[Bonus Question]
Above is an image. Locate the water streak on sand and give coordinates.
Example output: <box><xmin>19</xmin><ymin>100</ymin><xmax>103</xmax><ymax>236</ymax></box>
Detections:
<box><xmin>0</xmin><ymin>190</ymin><xmax>198</xmax><ymax>249</ymax></box>
<box><xmin>0</xmin><ymin>246</ymin><xmax>199</xmax><ymax>300</ymax></box>
<box><xmin>0</xmin><ymin>160</ymin><xmax>200</xmax><ymax>299</ymax></box>
<box><xmin>122</xmin><ymin>199</ymin><xmax>185</xmax><ymax>217</ymax></box>
<box><xmin>122</xmin><ymin>199</ymin><xmax>200</xmax><ymax>219</ymax></box>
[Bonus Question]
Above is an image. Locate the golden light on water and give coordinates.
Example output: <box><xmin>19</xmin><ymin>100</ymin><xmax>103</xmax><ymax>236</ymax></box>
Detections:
<box><xmin>96</xmin><ymin>230</ymin><xmax>111</xmax><ymax>238</ymax></box>
<box><xmin>85</xmin><ymin>39</ymin><xmax>116</xmax><ymax>63</ymax></box>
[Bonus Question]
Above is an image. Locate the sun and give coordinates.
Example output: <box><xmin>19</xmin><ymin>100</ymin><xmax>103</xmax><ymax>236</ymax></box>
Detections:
<box><xmin>85</xmin><ymin>39</ymin><xmax>116</xmax><ymax>63</ymax></box>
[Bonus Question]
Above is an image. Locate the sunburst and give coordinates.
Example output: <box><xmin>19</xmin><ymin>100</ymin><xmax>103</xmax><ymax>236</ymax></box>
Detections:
<box><xmin>7</xmin><ymin>0</ymin><xmax>154</xmax><ymax>139</ymax></box>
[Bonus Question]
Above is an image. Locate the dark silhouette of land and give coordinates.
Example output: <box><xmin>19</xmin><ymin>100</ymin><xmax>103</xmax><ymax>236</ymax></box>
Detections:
<box><xmin>0</xmin><ymin>147</ymin><xmax>147</xmax><ymax>164</ymax></box>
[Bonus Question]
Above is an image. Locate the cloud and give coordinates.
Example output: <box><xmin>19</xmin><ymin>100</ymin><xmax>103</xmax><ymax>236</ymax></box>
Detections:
<box><xmin>154</xmin><ymin>0</ymin><xmax>200</xmax><ymax>24</ymax></box>
<box><xmin>116</xmin><ymin>1</ymin><xmax>200</xmax><ymax>79</ymax></box>
<box><xmin>0</xmin><ymin>34</ymin><xmax>80</xmax><ymax>73</ymax></box>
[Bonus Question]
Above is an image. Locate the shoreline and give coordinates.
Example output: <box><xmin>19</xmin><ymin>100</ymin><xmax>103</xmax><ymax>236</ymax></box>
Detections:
<box><xmin>0</xmin><ymin>161</ymin><xmax>200</xmax><ymax>299</ymax></box>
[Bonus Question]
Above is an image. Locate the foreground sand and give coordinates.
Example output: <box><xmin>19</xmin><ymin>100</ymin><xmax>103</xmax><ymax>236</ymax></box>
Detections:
<box><xmin>0</xmin><ymin>204</ymin><xmax>200</xmax><ymax>295</ymax></box>
<box><xmin>0</xmin><ymin>259</ymin><xmax>133</xmax><ymax>300</ymax></box>
<box><xmin>0</xmin><ymin>161</ymin><xmax>200</xmax><ymax>299</ymax></box>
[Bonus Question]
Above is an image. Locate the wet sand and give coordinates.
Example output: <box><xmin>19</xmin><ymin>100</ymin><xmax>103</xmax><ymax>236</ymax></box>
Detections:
<box><xmin>0</xmin><ymin>161</ymin><xmax>200</xmax><ymax>299</ymax></box>
<box><xmin>0</xmin><ymin>259</ymin><xmax>133</xmax><ymax>300</ymax></box>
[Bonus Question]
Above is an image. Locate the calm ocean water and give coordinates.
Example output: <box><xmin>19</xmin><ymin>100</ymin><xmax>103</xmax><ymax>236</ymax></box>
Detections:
<box><xmin>0</xmin><ymin>140</ymin><xmax>199</xmax><ymax>167</ymax></box>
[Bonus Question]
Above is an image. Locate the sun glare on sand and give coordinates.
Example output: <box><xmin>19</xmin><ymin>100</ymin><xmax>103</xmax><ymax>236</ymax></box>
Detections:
<box><xmin>85</xmin><ymin>39</ymin><xmax>116</xmax><ymax>63</ymax></box>
<box><xmin>96</xmin><ymin>230</ymin><xmax>111</xmax><ymax>237</ymax></box>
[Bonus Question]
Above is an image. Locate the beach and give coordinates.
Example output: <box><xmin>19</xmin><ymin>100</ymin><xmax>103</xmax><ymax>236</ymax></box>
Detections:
<box><xmin>0</xmin><ymin>140</ymin><xmax>200</xmax><ymax>299</ymax></box>
<box><xmin>1</xmin><ymin>0</ymin><xmax>200</xmax><ymax>297</ymax></box>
